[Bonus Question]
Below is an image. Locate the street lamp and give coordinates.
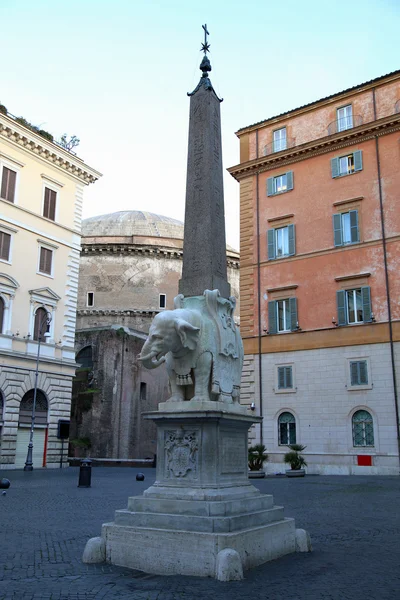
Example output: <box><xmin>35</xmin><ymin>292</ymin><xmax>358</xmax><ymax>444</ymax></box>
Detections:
<box><xmin>24</xmin><ymin>310</ymin><xmax>52</xmax><ymax>471</ymax></box>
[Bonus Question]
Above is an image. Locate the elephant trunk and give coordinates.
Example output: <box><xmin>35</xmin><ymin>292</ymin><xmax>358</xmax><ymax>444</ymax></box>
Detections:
<box><xmin>139</xmin><ymin>350</ymin><xmax>166</xmax><ymax>369</ymax></box>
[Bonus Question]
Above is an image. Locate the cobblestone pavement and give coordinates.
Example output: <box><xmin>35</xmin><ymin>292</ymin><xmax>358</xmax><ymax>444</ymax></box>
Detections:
<box><xmin>0</xmin><ymin>467</ymin><xmax>399</xmax><ymax>600</ymax></box>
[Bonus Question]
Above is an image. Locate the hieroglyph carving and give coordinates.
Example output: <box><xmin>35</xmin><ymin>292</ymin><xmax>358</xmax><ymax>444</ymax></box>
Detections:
<box><xmin>165</xmin><ymin>430</ymin><xmax>198</xmax><ymax>478</ymax></box>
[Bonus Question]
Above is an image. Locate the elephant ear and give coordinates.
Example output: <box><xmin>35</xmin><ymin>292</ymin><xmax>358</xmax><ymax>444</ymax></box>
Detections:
<box><xmin>175</xmin><ymin>318</ymin><xmax>200</xmax><ymax>350</ymax></box>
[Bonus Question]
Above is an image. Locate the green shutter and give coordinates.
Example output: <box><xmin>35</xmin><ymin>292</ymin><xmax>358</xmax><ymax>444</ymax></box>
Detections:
<box><xmin>267</xmin><ymin>177</ymin><xmax>274</xmax><ymax>197</ymax></box>
<box><xmin>333</xmin><ymin>214</ymin><xmax>343</xmax><ymax>247</ymax></box>
<box><xmin>286</xmin><ymin>171</ymin><xmax>294</xmax><ymax>190</ymax></box>
<box><xmin>285</xmin><ymin>366</ymin><xmax>293</xmax><ymax>388</ymax></box>
<box><xmin>361</xmin><ymin>286</ymin><xmax>372</xmax><ymax>322</ymax></box>
<box><xmin>353</xmin><ymin>150</ymin><xmax>363</xmax><ymax>172</ymax></box>
<box><xmin>359</xmin><ymin>361</ymin><xmax>368</xmax><ymax>385</ymax></box>
<box><xmin>278</xmin><ymin>367</ymin><xmax>285</xmax><ymax>389</ymax></box>
<box><xmin>350</xmin><ymin>361</ymin><xmax>359</xmax><ymax>386</ymax></box>
<box><xmin>267</xmin><ymin>229</ymin><xmax>275</xmax><ymax>260</ymax></box>
<box><xmin>288</xmin><ymin>224</ymin><xmax>295</xmax><ymax>256</ymax></box>
<box><xmin>331</xmin><ymin>157</ymin><xmax>340</xmax><ymax>178</ymax></box>
<box><xmin>289</xmin><ymin>297</ymin><xmax>298</xmax><ymax>331</ymax></box>
<box><xmin>268</xmin><ymin>300</ymin><xmax>277</xmax><ymax>334</ymax></box>
<box><xmin>337</xmin><ymin>290</ymin><xmax>347</xmax><ymax>325</ymax></box>
<box><xmin>350</xmin><ymin>210</ymin><xmax>359</xmax><ymax>243</ymax></box>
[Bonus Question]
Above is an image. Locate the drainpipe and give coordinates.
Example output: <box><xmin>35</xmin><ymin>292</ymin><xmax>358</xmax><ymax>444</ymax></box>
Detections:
<box><xmin>372</xmin><ymin>89</ymin><xmax>400</xmax><ymax>467</ymax></box>
<box><xmin>255</xmin><ymin>130</ymin><xmax>264</xmax><ymax>445</ymax></box>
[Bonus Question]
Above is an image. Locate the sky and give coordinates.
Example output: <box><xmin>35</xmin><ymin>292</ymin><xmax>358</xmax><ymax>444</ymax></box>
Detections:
<box><xmin>1</xmin><ymin>0</ymin><xmax>399</xmax><ymax>248</ymax></box>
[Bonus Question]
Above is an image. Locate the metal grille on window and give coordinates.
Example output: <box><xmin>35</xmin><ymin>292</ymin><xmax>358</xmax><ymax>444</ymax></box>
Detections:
<box><xmin>19</xmin><ymin>390</ymin><xmax>48</xmax><ymax>426</ymax></box>
<box><xmin>278</xmin><ymin>412</ymin><xmax>296</xmax><ymax>445</ymax></box>
<box><xmin>352</xmin><ymin>410</ymin><xmax>374</xmax><ymax>446</ymax></box>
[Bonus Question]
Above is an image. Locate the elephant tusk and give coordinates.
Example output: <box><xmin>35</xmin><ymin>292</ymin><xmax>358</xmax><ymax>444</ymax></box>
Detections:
<box><xmin>138</xmin><ymin>350</ymin><xmax>157</xmax><ymax>362</ymax></box>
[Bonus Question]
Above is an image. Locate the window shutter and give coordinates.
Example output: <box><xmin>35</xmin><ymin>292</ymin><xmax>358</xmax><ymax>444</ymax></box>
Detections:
<box><xmin>43</xmin><ymin>188</ymin><xmax>50</xmax><ymax>219</ymax></box>
<box><xmin>350</xmin><ymin>210</ymin><xmax>359</xmax><ymax>243</ymax></box>
<box><xmin>333</xmin><ymin>214</ymin><xmax>343</xmax><ymax>247</ymax></box>
<box><xmin>285</xmin><ymin>366</ymin><xmax>293</xmax><ymax>388</ymax></box>
<box><xmin>288</xmin><ymin>224</ymin><xmax>295</xmax><ymax>256</ymax></box>
<box><xmin>337</xmin><ymin>290</ymin><xmax>347</xmax><ymax>325</ymax></box>
<box><xmin>0</xmin><ymin>170</ymin><xmax>6</xmax><ymax>199</ymax></box>
<box><xmin>39</xmin><ymin>248</ymin><xmax>46</xmax><ymax>272</ymax></box>
<box><xmin>1</xmin><ymin>167</ymin><xmax>16</xmax><ymax>202</ymax></box>
<box><xmin>361</xmin><ymin>286</ymin><xmax>372</xmax><ymax>322</ymax></box>
<box><xmin>267</xmin><ymin>177</ymin><xmax>274</xmax><ymax>197</ymax></box>
<box><xmin>331</xmin><ymin>157</ymin><xmax>340</xmax><ymax>178</ymax></box>
<box><xmin>0</xmin><ymin>297</ymin><xmax>4</xmax><ymax>334</ymax></box>
<box><xmin>350</xmin><ymin>362</ymin><xmax>359</xmax><ymax>386</ymax></box>
<box><xmin>0</xmin><ymin>232</ymin><xmax>11</xmax><ymax>261</ymax></box>
<box><xmin>49</xmin><ymin>190</ymin><xmax>56</xmax><ymax>220</ymax></box>
<box><xmin>267</xmin><ymin>229</ymin><xmax>275</xmax><ymax>260</ymax></box>
<box><xmin>289</xmin><ymin>297</ymin><xmax>298</xmax><ymax>331</ymax></box>
<box><xmin>286</xmin><ymin>171</ymin><xmax>294</xmax><ymax>190</ymax></box>
<box><xmin>39</xmin><ymin>247</ymin><xmax>52</xmax><ymax>275</ymax></box>
<box><xmin>278</xmin><ymin>367</ymin><xmax>285</xmax><ymax>389</ymax></box>
<box><xmin>353</xmin><ymin>150</ymin><xmax>363</xmax><ymax>172</ymax></box>
<box><xmin>359</xmin><ymin>361</ymin><xmax>368</xmax><ymax>385</ymax></box>
<box><xmin>268</xmin><ymin>300</ymin><xmax>277</xmax><ymax>334</ymax></box>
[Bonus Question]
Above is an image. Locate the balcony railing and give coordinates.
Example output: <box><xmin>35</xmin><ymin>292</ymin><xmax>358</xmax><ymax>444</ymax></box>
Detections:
<box><xmin>327</xmin><ymin>115</ymin><xmax>363</xmax><ymax>135</ymax></box>
<box><xmin>395</xmin><ymin>100</ymin><xmax>400</xmax><ymax>114</ymax></box>
<box><xmin>262</xmin><ymin>138</ymin><xmax>296</xmax><ymax>156</ymax></box>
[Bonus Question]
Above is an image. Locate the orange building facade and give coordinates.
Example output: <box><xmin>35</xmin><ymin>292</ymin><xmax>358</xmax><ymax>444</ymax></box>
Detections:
<box><xmin>229</xmin><ymin>70</ymin><xmax>400</xmax><ymax>475</ymax></box>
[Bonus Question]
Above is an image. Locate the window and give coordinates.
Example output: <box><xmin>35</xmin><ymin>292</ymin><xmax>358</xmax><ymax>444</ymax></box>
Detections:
<box><xmin>76</xmin><ymin>346</ymin><xmax>93</xmax><ymax>369</ymax></box>
<box><xmin>33</xmin><ymin>307</ymin><xmax>50</xmax><ymax>341</ymax></box>
<box><xmin>159</xmin><ymin>294</ymin><xmax>166</xmax><ymax>309</ymax></box>
<box><xmin>336</xmin><ymin>287</ymin><xmax>372</xmax><ymax>326</ymax></box>
<box><xmin>19</xmin><ymin>389</ymin><xmax>48</xmax><ymax>426</ymax></box>
<box><xmin>38</xmin><ymin>246</ymin><xmax>53</xmax><ymax>276</ymax></box>
<box><xmin>352</xmin><ymin>410</ymin><xmax>374</xmax><ymax>447</ymax></box>
<box><xmin>273</xmin><ymin>127</ymin><xmax>287</xmax><ymax>152</ymax></box>
<box><xmin>333</xmin><ymin>210</ymin><xmax>359</xmax><ymax>246</ymax></box>
<box><xmin>0</xmin><ymin>297</ymin><xmax>4</xmax><ymax>334</ymax></box>
<box><xmin>278</xmin><ymin>412</ymin><xmax>296</xmax><ymax>445</ymax></box>
<box><xmin>350</xmin><ymin>360</ymin><xmax>368</xmax><ymax>386</ymax></box>
<box><xmin>268</xmin><ymin>298</ymin><xmax>298</xmax><ymax>334</ymax></box>
<box><xmin>331</xmin><ymin>150</ymin><xmax>362</xmax><ymax>178</ymax></box>
<box><xmin>267</xmin><ymin>171</ymin><xmax>294</xmax><ymax>196</ymax></box>
<box><xmin>0</xmin><ymin>231</ymin><xmax>11</xmax><ymax>262</ymax></box>
<box><xmin>337</xmin><ymin>105</ymin><xmax>353</xmax><ymax>132</ymax></box>
<box><xmin>43</xmin><ymin>187</ymin><xmax>57</xmax><ymax>221</ymax></box>
<box><xmin>267</xmin><ymin>224</ymin><xmax>295</xmax><ymax>259</ymax></box>
<box><xmin>0</xmin><ymin>166</ymin><xmax>17</xmax><ymax>203</ymax></box>
<box><xmin>278</xmin><ymin>366</ymin><xmax>293</xmax><ymax>390</ymax></box>
<box><xmin>140</xmin><ymin>382</ymin><xmax>147</xmax><ymax>401</ymax></box>
<box><xmin>87</xmin><ymin>292</ymin><xmax>94</xmax><ymax>307</ymax></box>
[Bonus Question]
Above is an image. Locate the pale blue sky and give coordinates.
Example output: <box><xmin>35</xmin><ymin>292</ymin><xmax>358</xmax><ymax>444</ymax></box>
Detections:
<box><xmin>1</xmin><ymin>0</ymin><xmax>399</xmax><ymax>247</ymax></box>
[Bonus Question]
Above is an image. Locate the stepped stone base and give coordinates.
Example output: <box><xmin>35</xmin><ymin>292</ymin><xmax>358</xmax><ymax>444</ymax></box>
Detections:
<box><xmin>84</xmin><ymin>407</ymin><xmax>310</xmax><ymax>579</ymax></box>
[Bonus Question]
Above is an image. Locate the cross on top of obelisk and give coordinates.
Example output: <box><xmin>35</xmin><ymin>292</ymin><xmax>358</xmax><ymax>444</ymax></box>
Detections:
<box><xmin>201</xmin><ymin>24</ymin><xmax>210</xmax><ymax>54</ymax></box>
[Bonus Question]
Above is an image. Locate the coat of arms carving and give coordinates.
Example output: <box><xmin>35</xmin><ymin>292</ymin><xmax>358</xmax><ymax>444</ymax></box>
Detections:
<box><xmin>165</xmin><ymin>430</ymin><xmax>198</xmax><ymax>478</ymax></box>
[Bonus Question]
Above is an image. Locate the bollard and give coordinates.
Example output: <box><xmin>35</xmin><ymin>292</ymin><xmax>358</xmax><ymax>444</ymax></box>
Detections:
<box><xmin>78</xmin><ymin>458</ymin><xmax>92</xmax><ymax>488</ymax></box>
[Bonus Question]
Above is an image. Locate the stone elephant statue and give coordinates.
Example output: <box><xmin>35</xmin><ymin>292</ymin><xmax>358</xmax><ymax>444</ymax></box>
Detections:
<box><xmin>139</xmin><ymin>298</ymin><xmax>243</xmax><ymax>404</ymax></box>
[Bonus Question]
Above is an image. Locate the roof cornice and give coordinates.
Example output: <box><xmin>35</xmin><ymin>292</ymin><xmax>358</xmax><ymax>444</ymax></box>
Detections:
<box><xmin>235</xmin><ymin>70</ymin><xmax>400</xmax><ymax>136</ymax></box>
<box><xmin>0</xmin><ymin>114</ymin><xmax>102</xmax><ymax>185</ymax></box>
<box><xmin>228</xmin><ymin>113</ymin><xmax>400</xmax><ymax>181</ymax></box>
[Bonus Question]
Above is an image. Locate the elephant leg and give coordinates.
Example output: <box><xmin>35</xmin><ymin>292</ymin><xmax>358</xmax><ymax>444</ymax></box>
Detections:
<box><xmin>192</xmin><ymin>352</ymin><xmax>212</xmax><ymax>403</ymax></box>
<box><xmin>166</xmin><ymin>363</ymin><xmax>185</xmax><ymax>402</ymax></box>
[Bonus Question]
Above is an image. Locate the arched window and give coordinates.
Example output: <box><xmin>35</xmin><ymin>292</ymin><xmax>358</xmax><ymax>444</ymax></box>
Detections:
<box><xmin>352</xmin><ymin>410</ymin><xmax>374</xmax><ymax>447</ymax></box>
<box><xmin>76</xmin><ymin>346</ymin><xmax>93</xmax><ymax>369</ymax></box>
<box><xmin>19</xmin><ymin>390</ymin><xmax>48</xmax><ymax>426</ymax></box>
<box><xmin>33</xmin><ymin>307</ymin><xmax>50</xmax><ymax>341</ymax></box>
<box><xmin>278</xmin><ymin>412</ymin><xmax>296</xmax><ymax>445</ymax></box>
<box><xmin>0</xmin><ymin>296</ymin><xmax>4</xmax><ymax>334</ymax></box>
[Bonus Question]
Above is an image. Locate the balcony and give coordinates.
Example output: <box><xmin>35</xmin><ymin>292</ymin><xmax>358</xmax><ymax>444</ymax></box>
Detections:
<box><xmin>262</xmin><ymin>138</ymin><xmax>296</xmax><ymax>156</ymax></box>
<box><xmin>327</xmin><ymin>115</ymin><xmax>363</xmax><ymax>136</ymax></box>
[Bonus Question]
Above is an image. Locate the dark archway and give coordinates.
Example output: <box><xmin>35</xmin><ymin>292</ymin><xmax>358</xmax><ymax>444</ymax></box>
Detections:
<box><xmin>19</xmin><ymin>389</ymin><xmax>48</xmax><ymax>425</ymax></box>
<box><xmin>76</xmin><ymin>346</ymin><xmax>93</xmax><ymax>369</ymax></box>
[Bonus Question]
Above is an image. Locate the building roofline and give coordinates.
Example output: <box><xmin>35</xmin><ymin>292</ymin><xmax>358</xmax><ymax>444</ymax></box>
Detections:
<box><xmin>235</xmin><ymin>69</ymin><xmax>400</xmax><ymax>136</ymax></box>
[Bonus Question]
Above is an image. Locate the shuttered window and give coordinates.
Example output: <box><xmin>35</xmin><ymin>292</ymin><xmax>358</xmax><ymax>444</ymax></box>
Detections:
<box><xmin>273</xmin><ymin>127</ymin><xmax>287</xmax><ymax>152</ymax></box>
<box><xmin>159</xmin><ymin>294</ymin><xmax>166</xmax><ymax>309</ymax></box>
<box><xmin>39</xmin><ymin>247</ymin><xmax>53</xmax><ymax>275</ymax></box>
<box><xmin>267</xmin><ymin>171</ymin><xmax>294</xmax><ymax>196</ymax></box>
<box><xmin>352</xmin><ymin>410</ymin><xmax>374</xmax><ymax>447</ymax></box>
<box><xmin>43</xmin><ymin>187</ymin><xmax>57</xmax><ymax>221</ymax></box>
<box><xmin>333</xmin><ymin>210</ymin><xmax>359</xmax><ymax>246</ymax></box>
<box><xmin>336</xmin><ymin>287</ymin><xmax>372</xmax><ymax>326</ymax></box>
<box><xmin>278</xmin><ymin>412</ymin><xmax>296</xmax><ymax>445</ymax></box>
<box><xmin>331</xmin><ymin>150</ymin><xmax>363</xmax><ymax>178</ymax></box>
<box><xmin>0</xmin><ymin>297</ymin><xmax>4</xmax><ymax>334</ymax></box>
<box><xmin>1</xmin><ymin>167</ymin><xmax>17</xmax><ymax>203</ymax></box>
<box><xmin>350</xmin><ymin>361</ymin><xmax>368</xmax><ymax>386</ymax></box>
<box><xmin>267</xmin><ymin>224</ymin><xmax>295</xmax><ymax>259</ymax></box>
<box><xmin>278</xmin><ymin>366</ymin><xmax>293</xmax><ymax>389</ymax></box>
<box><xmin>269</xmin><ymin>298</ymin><xmax>298</xmax><ymax>334</ymax></box>
<box><xmin>0</xmin><ymin>231</ymin><xmax>11</xmax><ymax>261</ymax></box>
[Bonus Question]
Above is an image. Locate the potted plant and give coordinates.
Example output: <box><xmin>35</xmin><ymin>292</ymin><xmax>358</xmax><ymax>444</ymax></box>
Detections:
<box><xmin>248</xmin><ymin>444</ymin><xmax>268</xmax><ymax>478</ymax></box>
<box><xmin>284</xmin><ymin>444</ymin><xmax>307</xmax><ymax>477</ymax></box>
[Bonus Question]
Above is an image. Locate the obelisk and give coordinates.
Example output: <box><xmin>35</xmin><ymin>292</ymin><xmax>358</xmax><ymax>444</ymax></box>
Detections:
<box><xmin>179</xmin><ymin>27</ymin><xmax>230</xmax><ymax>299</ymax></box>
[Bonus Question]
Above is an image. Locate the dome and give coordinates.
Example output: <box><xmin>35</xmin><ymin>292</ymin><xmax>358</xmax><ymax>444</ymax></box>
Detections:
<box><xmin>82</xmin><ymin>210</ymin><xmax>184</xmax><ymax>239</ymax></box>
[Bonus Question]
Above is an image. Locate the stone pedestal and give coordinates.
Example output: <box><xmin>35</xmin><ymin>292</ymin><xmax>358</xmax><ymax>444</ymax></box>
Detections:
<box><xmin>89</xmin><ymin>403</ymin><xmax>309</xmax><ymax>579</ymax></box>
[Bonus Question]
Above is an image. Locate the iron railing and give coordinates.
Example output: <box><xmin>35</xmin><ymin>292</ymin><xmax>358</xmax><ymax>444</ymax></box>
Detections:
<box><xmin>327</xmin><ymin>114</ymin><xmax>363</xmax><ymax>135</ymax></box>
<box><xmin>262</xmin><ymin>137</ymin><xmax>295</xmax><ymax>156</ymax></box>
